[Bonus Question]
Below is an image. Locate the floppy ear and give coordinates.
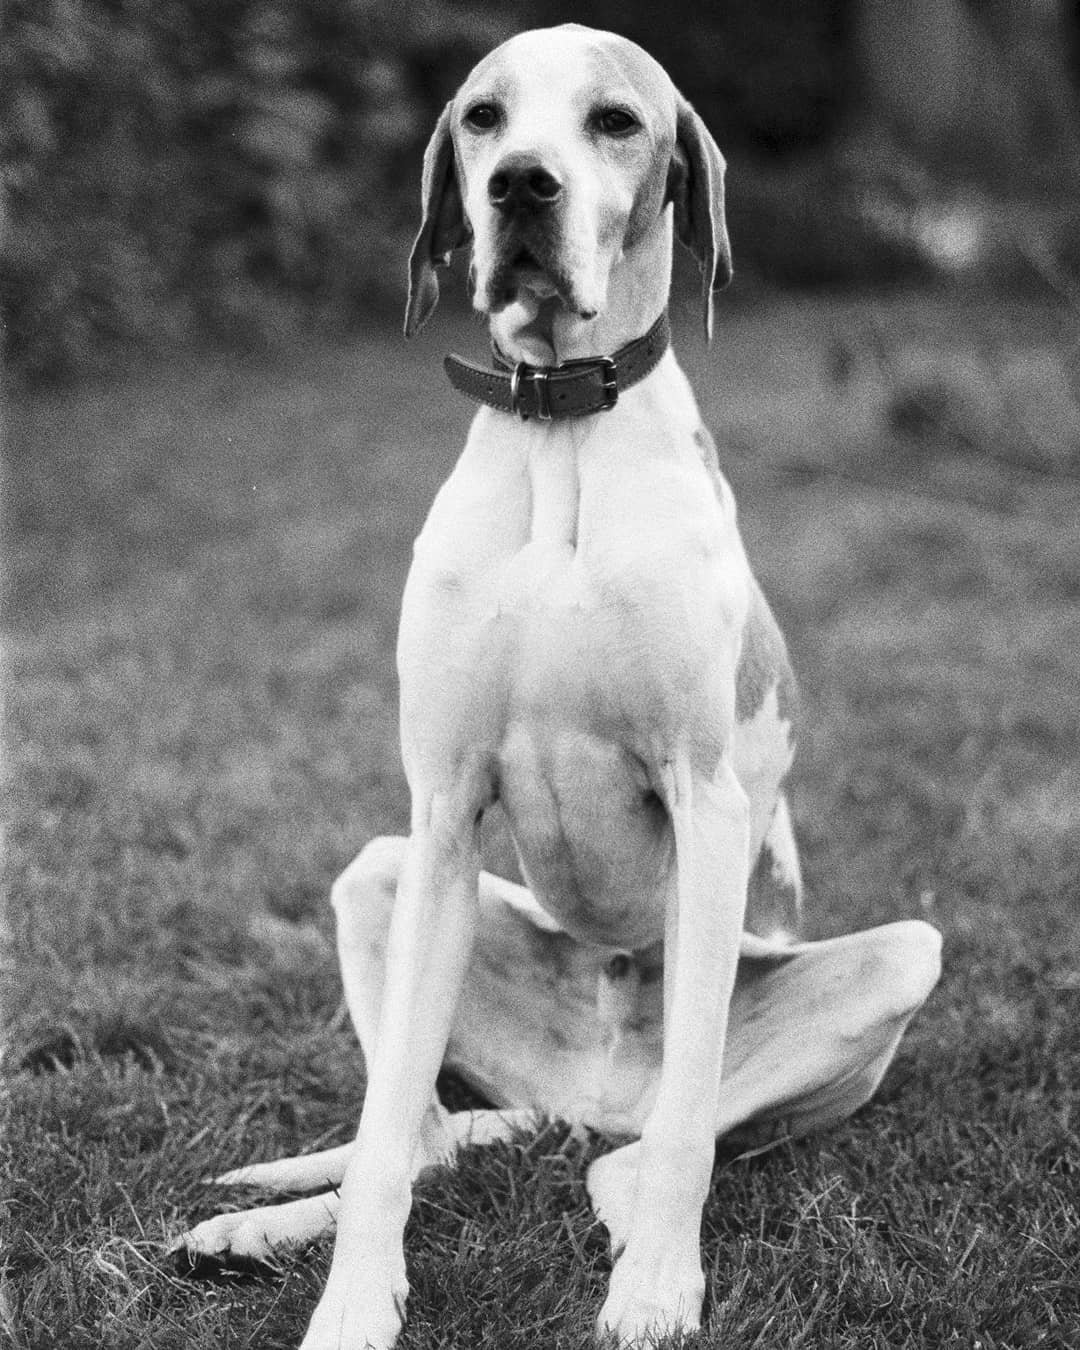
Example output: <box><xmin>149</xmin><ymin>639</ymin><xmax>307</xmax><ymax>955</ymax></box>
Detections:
<box><xmin>404</xmin><ymin>103</ymin><xmax>470</xmax><ymax>338</ymax></box>
<box><xmin>667</xmin><ymin>95</ymin><xmax>733</xmax><ymax>342</ymax></box>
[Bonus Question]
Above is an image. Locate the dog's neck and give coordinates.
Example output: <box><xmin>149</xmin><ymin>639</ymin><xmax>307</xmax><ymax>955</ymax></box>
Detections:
<box><xmin>487</xmin><ymin>210</ymin><xmax>674</xmax><ymax>367</ymax></box>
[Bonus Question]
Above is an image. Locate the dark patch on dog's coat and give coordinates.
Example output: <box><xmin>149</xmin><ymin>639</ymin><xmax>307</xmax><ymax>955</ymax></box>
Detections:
<box><xmin>744</xmin><ymin>832</ymin><xmax>802</xmax><ymax>940</ymax></box>
<box><xmin>693</xmin><ymin>425</ymin><xmax>799</xmax><ymax>732</ymax></box>
<box><xmin>736</xmin><ymin>584</ymin><xmax>799</xmax><ymax>730</ymax></box>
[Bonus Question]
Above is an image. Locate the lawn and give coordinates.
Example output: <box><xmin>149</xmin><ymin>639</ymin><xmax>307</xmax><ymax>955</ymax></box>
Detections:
<box><xmin>3</xmin><ymin>289</ymin><xmax>1079</xmax><ymax>1348</ymax></box>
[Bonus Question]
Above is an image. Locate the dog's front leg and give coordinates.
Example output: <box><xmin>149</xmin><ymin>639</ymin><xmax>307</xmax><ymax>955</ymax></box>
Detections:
<box><xmin>598</xmin><ymin>754</ymin><xmax>749</xmax><ymax>1346</ymax></box>
<box><xmin>301</xmin><ymin>786</ymin><xmax>481</xmax><ymax>1350</ymax></box>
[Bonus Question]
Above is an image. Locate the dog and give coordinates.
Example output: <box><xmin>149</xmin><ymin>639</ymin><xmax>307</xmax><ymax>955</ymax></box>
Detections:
<box><xmin>178</xmin><ymin>25</ymin><xmax>941</xmax><ymax>1349</ymax></box>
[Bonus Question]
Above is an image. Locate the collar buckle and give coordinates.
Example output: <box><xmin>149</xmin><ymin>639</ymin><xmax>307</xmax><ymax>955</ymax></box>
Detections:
<box><xmin>510</xmin><ymin>356</ymin><xmax>618</xmax><ymax>420</ymax></box>
<box><xmin>509</xmin><ymin>362</ymin><xmax>553</xmax><ymax>420</ymax></box>
<box><xmin>559</xmin><ymin>354</ymin><xmax>618</xmax><ymax>412</ymax></box>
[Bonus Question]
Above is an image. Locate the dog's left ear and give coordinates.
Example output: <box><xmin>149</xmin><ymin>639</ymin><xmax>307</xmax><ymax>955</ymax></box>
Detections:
<box><xmin>404</xmin><ymin>103</ymin><xmax>471</xmax><ymax>338</ymax></box>
<box><xmin>667</xmin><ymin>96</ymin><xmax>733</xmax><ymax>343</ymax></box>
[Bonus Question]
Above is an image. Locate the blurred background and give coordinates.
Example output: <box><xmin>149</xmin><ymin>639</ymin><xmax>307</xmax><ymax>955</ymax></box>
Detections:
<box><xmin>4</xmin><ymin>0</ymin><xmax>1080</xmax><ymax>383</ymax></box>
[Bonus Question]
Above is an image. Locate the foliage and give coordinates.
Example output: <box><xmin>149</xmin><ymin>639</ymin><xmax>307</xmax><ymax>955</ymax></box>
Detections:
<box><xmin>0</xmin><ymin>0</ymin><xmax>510</xmax><ymax>382</ymax></box>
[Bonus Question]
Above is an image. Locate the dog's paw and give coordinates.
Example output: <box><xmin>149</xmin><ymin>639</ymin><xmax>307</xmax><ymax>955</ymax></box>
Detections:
<box><xmin>586</xmin><ymin>1141</ymin><xmax>641</xmax><ymax>1252</ymax></box>
<box><xmin>300</xmin><ymin>1267</ymin><xmax>408</xmax><ymax>1350</ymax></box>
<box><xmin>171</xmin><ymin>1192</ymin><xmax>341</xmax><ymax>1273</ymax></box>
<box><xmin>596</xmin><ymin>1240</ymin><xmax>704</xmax><ymax>1347</ymax></box>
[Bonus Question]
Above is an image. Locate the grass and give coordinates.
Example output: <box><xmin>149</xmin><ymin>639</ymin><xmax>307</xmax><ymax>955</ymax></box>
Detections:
<box><xmin>4</xmin><ymin>288</ymin><xmax>1079</xmax><ymax>1348</ymax></box>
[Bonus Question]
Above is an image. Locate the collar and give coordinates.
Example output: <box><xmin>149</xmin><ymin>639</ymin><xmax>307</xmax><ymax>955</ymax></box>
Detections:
<box><xmin>443</xmin><ymin>310</ymin><xmax>670</xmax><ymax>420</ymax></box>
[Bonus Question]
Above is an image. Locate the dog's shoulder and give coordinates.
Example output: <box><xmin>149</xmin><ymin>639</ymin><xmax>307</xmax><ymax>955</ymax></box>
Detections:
<box><xmin>689</xmin><ymin>421</ymin><xmax>799</xmax><ymax>734</ymax></box>
<box><xmin>690</xmin><ymin>421</ymin><xmax>735</xmax><ymax>518</ymax></box>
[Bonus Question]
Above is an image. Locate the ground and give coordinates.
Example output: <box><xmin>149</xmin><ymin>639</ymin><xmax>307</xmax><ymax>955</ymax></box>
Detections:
<box><xmin>3</xmin><ymin>290</ymin><xmax>1079</xmax><ymax>1348</ymax></box>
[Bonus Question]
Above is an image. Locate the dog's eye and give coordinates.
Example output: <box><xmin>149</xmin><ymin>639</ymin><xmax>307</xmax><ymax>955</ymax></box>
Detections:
<box><xmin>464</xmin><ymin>103</ymin><xmax>500</xmax><ymax>131</ymax></box>
<box><xmin>595</xmin><ymin>107</ymin><xmax>639</xmax><ymax>137</ymax></box>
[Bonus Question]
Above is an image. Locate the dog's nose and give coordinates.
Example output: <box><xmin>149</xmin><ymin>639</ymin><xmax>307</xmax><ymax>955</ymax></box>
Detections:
<box><xmin>488</xmin><ymin>155</ymin><xmax>563</xmax><ymax>213</ymax></box>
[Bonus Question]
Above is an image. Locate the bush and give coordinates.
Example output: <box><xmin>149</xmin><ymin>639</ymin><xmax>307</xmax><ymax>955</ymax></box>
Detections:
<box><xmin>1</xmin><ymin>0</ymin><xmax>511</xmax><ymax>382</ymax></box>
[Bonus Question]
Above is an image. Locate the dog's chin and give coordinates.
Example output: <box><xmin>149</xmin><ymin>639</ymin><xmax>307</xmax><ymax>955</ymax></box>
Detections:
<box><xmin>480</xmin><ymin>265</ymin><xmax>604</xmax><ymax>364</ymax></box>
<box><xmin>486</xmin><ymin>292</ymin><xmax>557</xmax><ymax>364</ymax></box>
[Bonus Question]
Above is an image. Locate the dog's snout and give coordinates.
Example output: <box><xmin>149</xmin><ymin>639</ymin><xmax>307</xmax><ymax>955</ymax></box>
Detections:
<box><xmin>488</xmin><ymin>155</ymin><xmax>563</xmax><ymax>213</ymax></box>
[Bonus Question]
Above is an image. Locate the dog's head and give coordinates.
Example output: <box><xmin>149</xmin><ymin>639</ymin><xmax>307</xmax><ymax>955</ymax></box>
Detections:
<box><xmin>404</xmin><ymin>25</ymin><xmax>731</xmax><ymax>346</ymax></box>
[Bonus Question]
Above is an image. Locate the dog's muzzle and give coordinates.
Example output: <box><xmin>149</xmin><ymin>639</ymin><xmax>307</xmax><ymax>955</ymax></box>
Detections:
<box><xmin>482</xmin><ymin>152</ymin><xmax>577</xmax><ymax>310</ymax></box>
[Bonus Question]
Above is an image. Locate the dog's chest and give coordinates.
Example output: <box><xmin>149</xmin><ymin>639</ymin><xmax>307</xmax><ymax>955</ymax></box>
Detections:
<box><xmin>398</xmin><ymin>411</ymin><xmax>744</xmax><ymax>944</ymax></box>
<box><xmin>496</xmin><ymin>426</ymin><xmax>736</xmax><ymax>745</ymax></box>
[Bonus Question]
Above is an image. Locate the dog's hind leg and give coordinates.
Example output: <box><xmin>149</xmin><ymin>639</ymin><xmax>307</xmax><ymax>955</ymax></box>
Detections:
<box><xmin>175</xmin><ymin>1108</ymin><xmax>536</xmax><ymax>1269</ymax></box>
<box><xmin>211</xmin><ymin>1105</ymin><xmax>541</xmax><ymax>1196</ymax></box>
<box><xmin>177</xmin><ymin>835</ymin><xmax>649</xmax><ymax>1267</ymax></box>
<box><xmin>587</xmin><ymin>918</ymin><xmax>942</xmax><ymax>1251</ymax></box>
<box><xmin>326</xmin><ymin>834</ymin><xmax>669</xmax><ymax>1135</ymax></box>
<box><xmin>212</xmin><ymin>1144</ymin><xmax>354</xmax><ymax>1195</ymax></box>
<box><xmin>211</xmin><ymin>1109</ymin><xmax>538</xmax><ymax>1196</ymax></box>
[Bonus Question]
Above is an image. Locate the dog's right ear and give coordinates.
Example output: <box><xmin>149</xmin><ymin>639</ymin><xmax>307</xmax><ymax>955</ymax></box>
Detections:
<box><xmin>404</xmin><ymin>104</ymin><xmax>470</xmax><ymax>338</ymax></box>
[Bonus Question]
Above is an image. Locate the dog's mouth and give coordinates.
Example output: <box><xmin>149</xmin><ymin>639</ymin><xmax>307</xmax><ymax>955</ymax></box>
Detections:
<box><xmin>485</xmin><ymin>230</ymin><xmax>594</xmax><ymax>320</ymax></box>
<box><xmin>490</xmin><ymin>245</ymin><xmax>561</xmax><ymax>304</ymax></box>
<box><xmin>510</xmin><ymin>248</ymin><xmax>559</xmax><ymax>292</ymax></box>
<box><xmin>510</xmin><ymin>245</ymin><xmax>542</xmax><ymax>273</ymax></box>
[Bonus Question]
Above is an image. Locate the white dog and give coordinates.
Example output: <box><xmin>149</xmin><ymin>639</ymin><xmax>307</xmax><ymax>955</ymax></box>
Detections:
<box><xmin>179</xmin><ymin>25</ymin><xmax>941</xmax><ymax>1349</ymax></box>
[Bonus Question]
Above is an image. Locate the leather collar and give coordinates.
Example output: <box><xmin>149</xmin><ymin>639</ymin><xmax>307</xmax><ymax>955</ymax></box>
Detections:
<box><xmin>443</xmin><ymin>311</ymin><xmax>670</xmax><ymax>420</ymax></box>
